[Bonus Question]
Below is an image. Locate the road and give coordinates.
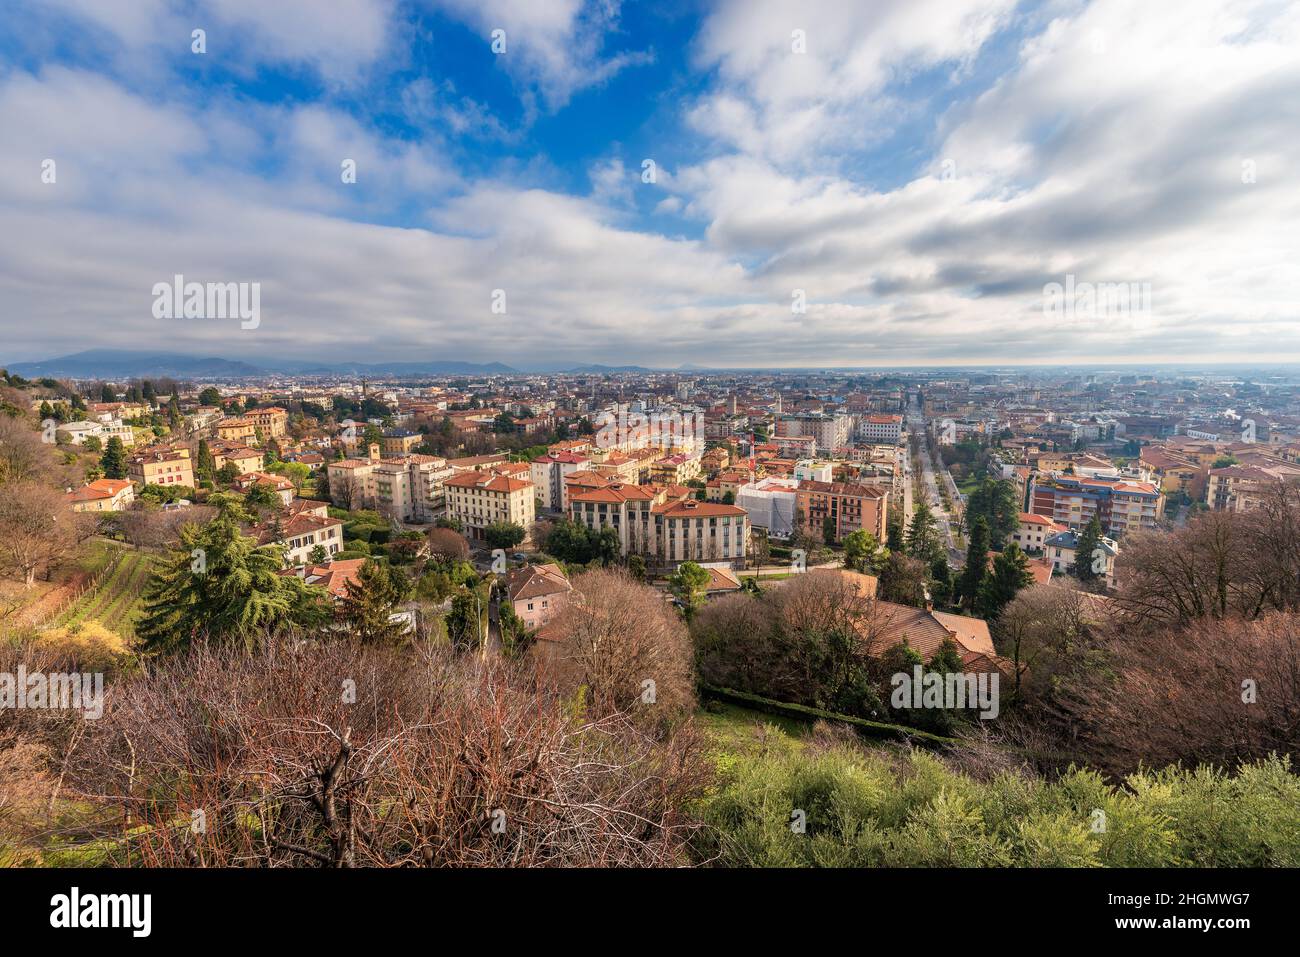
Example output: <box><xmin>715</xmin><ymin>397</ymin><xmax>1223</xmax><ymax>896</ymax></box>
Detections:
<box><xmin>906</xmin><ymin>395</ymin><xmax>964</xmax><ymax>567</ymax></box>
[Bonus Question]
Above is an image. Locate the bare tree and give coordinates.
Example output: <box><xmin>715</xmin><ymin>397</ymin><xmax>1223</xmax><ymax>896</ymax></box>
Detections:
<box><xmin>56</xmin><ymin>638</ymin><xmax>709</xmax><ymax>867</ymax></box>
<box><xmin>544</xmin><ymin>569</ymin><xmax>696</xmax><ymax>726</ymax></box>
<box><xmin>0</xmin><ymin>481</ymin><xmax>88</xmax><ymax>587</ymax></box>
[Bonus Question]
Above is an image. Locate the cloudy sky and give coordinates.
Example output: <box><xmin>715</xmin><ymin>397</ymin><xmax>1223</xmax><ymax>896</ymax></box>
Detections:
<box><xmin>1</xmin><ymin>0</ymin><xmax>1297</xmax><ymax>370</ymax></box>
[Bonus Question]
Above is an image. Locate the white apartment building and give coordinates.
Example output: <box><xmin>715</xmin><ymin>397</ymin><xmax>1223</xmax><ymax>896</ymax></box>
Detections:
<box><xmin>856</xmin><ymin>414</ymin><xmax>904</xmax><ymax>444</ymax></box>
<box><xmin>777</xmin><ymin>412</ymin><xmax>852</xmax><ymax>454</ymax></box>
<box><xmin>530</xmin><ymin>450</ymin><xmax>591</xmax><ymax>512</ymax></box>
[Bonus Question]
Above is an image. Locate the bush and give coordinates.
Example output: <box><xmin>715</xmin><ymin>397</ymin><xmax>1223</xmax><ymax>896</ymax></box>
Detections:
<box><xmin>696</xmin><ymin>740</ymin><xmax>1300</xmax><ymax>867</ymax></box>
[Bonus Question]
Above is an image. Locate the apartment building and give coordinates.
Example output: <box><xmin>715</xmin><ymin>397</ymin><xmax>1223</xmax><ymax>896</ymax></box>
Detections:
<box><xmin>777</xmin><ymin>412</ymin><xmax>852</xmax><ymax>454</ymax></box>
<box><xmin>444</xmin><ymin>471</ymin><xmax>536</xmax><ymax>540</ymax></box>
<box><xmin>735</xmin><ymin>477</ymin><xmax>799</xmax><ymax>538</ymax></box>
<box><xmin>568</xmin><ymin>485</ymin><xmax>748</xmax><ymax>568</ymax></box>
<box><xmin>530</xmin><ymin>450</ymin><xmax>591</xmax><ymax>512</ymax></box>
<box><xmin>256</xmin><ymin>512</ymin><xmax>345</xmax><ymax>566</ymax></box>
<box><xmin>216</xmin><ymin>417</ymin><xmax>258</xmax><ymax>444</ymax></box>
<box><xmin>856</xmin><ymin>414</ymin><xmax>903</xmax><ymax>444</ymax></box>
<box><xmin>1028</xmin><ymin>475</ymin><xmax>1162</xmax><ymax>537</ymax></box>
<box><xmin>794</xmin><ymin>480</ymin><xmax>889</xmax><ymax>543</ymax></box>
<box><xmin>380</xmin><ymin>429</ymin><xmax>422</xmax><ymax>454</ymax></box>
<box><xmin>1010</xmin><ymin>512</ymin><xmax>1067</xmax><ymax>554</ymax></box>
<box><xmin>652</xmin><ymin>499</ymin><xmax>749</xmax><ymax>567</ymax></box>
<box><xmin>209</xmin><ymin>441</ymin><xmax>263</xmax><ymax>476</ymax></box>
<box><xmin>1207</xmin><ymin>463</ymin><xmax>1300</xmax><ymax>512</ymax></box>
<box><xmin>128</xmin><ymin>446</ymin><xmax>195</xmax><ymax>488</ymax></box>
<box><xmin>246</xmin><ymin>406</ymin><xmax>288</xmax><ymax>438</ymax></box>
<box><xmin>1044</xmin><ymin>530</ymin><xmax>1119</xmax><ymax>588</ymax></box>
<box><xmin>373</xmin><ymin>455</ymin><xmax>455</xmax><ymax>522</ymax></box>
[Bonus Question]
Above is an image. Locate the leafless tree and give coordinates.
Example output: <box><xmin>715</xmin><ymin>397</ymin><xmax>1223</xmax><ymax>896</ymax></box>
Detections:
<box><xmin>53</xmin><ymin>637</ymin><xmax>710</xmax><ymax>867</ymax></box>
<box><xmin>0</xmin><ymin>481</ymin><xmax>90</xmax><ymax>587</ymax></box>
<box><xmin>543</xmin><ymin>569</ymin><xmax>696</xmax><ymax>726</ymax></box>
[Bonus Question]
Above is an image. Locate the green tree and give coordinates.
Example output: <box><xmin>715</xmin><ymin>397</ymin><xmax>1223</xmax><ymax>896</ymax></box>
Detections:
<box><xmin>1073</xmin><ymin>514</ymin><xmax>1104</xmax><ymax>582</ymax></box>
<box><xmin>483</xmin><ymin>521</ymin><xmax>526</xmax><ymax>550</ymax></box>
<box><xmin>965</xmin><ymin>478</ymin><xmax>1020</xmax><ymax>542</ymax></box>
<box><xmin>100</xmin><ymin>436</ymin><xmax>127</xmax><ymax>479</ymax></box>
<box><xmin>978</xmin><ymin>542</ymin><xmax>1033</xmax><ymax>620</ymax></box>
<box><xmin>822</xmin><ymin>515</ymin><xmax>837</xmax><ymax>545</ymax></box>
<box><xmin>337</xmin><ymin>559</ymin><xmax>407</xmax><ymax>645</ymax></box>
<box><xmin>198</xmin><ymin>386</ymin><xmax>222</xmax><ymax>406</ymax></box>
<box><xmin>100</xmin><ymin>383</ymin><xmax>117</xmax><ymax>403</ymax></box>
<box><xmin>905</xmin><ymin>501</ymin><xmax>942</xmax><ymax>563</ymax></box>
<box><xmin>627</xmin><ymin>554</ymin><xmax>647</xmax><ymax>581</ymax></box>
<box><xmin>668</xmin><ymin>561</ymin><xmax>711</xmax><ymax>619</ymax></box>
<box><xmin>843</xmin><ymin>529</ymin><xmax>883</xmax><ymax>573</ymax></box>
<box><xmin>958</xmin><ymin>516</ymin><xmax>990</xmax><ymax>611</ymax></box>
<box><xmin>886</xmin><ymin>504</ymin><xmax>905</xmax><ymax>551</ymax></box>
<box><xmin>929</xmin><ymin>555</ymin><xmax>953</xmax><ymax>607</ymax></box>
<box><xmin>136</xmin><ymin>508</ymin><xmax>330</xmax><ymax>653</ymax></box>
<box><xmin>308</xmin><ymin>544</ymin><xmax>329</xmax><ymax>564</ymax></box>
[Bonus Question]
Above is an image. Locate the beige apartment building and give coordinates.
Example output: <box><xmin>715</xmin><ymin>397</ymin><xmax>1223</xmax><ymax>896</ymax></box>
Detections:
<box><xmin>128</xmin><ymin>446</ymin><xmax>194</xmax><ymax>488</ymax></box>
<box><xmin>246</xmin><ymin>406</ymin><xmax>289</xmax><ymax>439</ymax></box>
<box><xmin>569</xmin><ymin>484</ymin><xmax>749</xmax><ymax>569</ymax></box>
<box><xmin>444</xmin><ymin>471</ymin><xmax>536</xmax><ymax>540</ymax></box>
<box><xmin>216</xmin><ymin>417</ymin><xmax>259</xmax><ymax>444</ymax></box>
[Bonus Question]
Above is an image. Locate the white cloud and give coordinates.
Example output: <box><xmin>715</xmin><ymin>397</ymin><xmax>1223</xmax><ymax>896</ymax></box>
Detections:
<box><xmin>430</xmin><ymin>0</ymin><xmax>652</xmax><ymax>111</ymax></box>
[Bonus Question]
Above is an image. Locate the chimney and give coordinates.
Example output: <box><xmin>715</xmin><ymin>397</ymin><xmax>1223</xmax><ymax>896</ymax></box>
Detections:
<box><xmin>368</xmin><ymin>442</ymin><xmax>380</xmax><ymax>464</ymax></box>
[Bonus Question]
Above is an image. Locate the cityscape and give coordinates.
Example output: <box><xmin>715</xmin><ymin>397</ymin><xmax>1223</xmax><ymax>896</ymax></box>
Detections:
<box><xmin>0</xmin><ymin>0</ymin><xmax>1295</xmax><ymax>936</ymax></box>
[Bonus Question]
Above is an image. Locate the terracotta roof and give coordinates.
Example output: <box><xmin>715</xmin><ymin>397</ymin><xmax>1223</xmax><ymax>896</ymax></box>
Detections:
<box><xmin>865</xmin><ymin>602</ymin><xmax>996</xmax><ymax>660</ymax></box>
<box><xmin>65</xmin><ymin>479</ymin><xmax>132</xmax><ymax>503</ymax></box>
<box><xmin>444</xmin><ymin>472</ymin><xmax>532</xmax><ymax>493</ymax></box>
<box><xmin>281</xmin><ymin>559</ymin><xmax>366</xmax><ymax>599</ymax></box>
<box><xmin>503</xmin><ymin>563</ymin><xmax>571</xmax><ymax>602</ymax></box>
<box><xmin>652</xmin><ymin>499</ymin><xmax>747</xmax><ymax>518</ymax></box>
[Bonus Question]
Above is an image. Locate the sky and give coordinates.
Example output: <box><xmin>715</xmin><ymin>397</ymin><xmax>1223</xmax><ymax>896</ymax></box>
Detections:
<box><xmin>0</xmin><ymin>0</ymin><xmax>1297</xmax><ymax>370</ymax></box>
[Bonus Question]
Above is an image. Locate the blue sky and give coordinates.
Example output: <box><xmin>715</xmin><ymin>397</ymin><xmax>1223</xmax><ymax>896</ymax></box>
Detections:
<box><xmin>0</xmin><ymin>0</ymin><xmax>1297</xmax><ymax>369</ymax></box>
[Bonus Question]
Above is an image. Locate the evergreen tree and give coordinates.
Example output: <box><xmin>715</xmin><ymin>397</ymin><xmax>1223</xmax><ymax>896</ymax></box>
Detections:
<box><xmin>136</xmin><ymin>507</ymin><xmax>330</xmax><ymax>653</ymax></box>
<box><xmin>100</xmin><ymin>383</ymin><xmax>116</xmax><ymax>403</ymax></box>
<box><xmin>338</xmin><ymin>559</ymin><xmax>407</xmax><ymax>645</ymax></box>
<box><xmin>958</xmin><ymin>516</ymin><xmax>990</xmax><ymax>610</ymax></box>
<box><xmin>929</xmin><ymin>555</ymin><xmax>953</xmax><ymax>607</ymax></box>
<box><xmin>886</xmin><ymin>505</ymin><xmax>905</xmax><ymax>552</ymax></box>
<box><xmin>1073</xmin><ymin>514</ymin><xmax>1104</xmax><ymax>582</ymax></box>
<box><xmin>196</xmin><ymin>439</ymin><xmax>216</xmax><ymax>482</ymax></box>
<box><xmin>905</xmin><ymin>501</ymin><xmax>942</xmax><ymax>564</ymax></box>
<box><xmin>100</xmin><ymin>436</ymin><xmax>127</xmax><ymax>479</ymax></box>
<box><xmin>668</xmin><ymin>561</ymin><xmax>711</xmax><ymax>619</ymax></box>
<box><xmin>978</xmin><ymin>543</ymin><xmax>1034</xmax><ymax>619</ymax></box>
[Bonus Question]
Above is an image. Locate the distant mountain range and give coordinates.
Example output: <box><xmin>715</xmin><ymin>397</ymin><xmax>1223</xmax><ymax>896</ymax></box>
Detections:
<box><xmin>4</xmin><ymin>350</ymin><xmax>520</xmax><ymax>379</ymax></box>
<box><xmin>2</xmin><ymin>350</ymin><xmax>719</xmax><ymax>379</ymax></box>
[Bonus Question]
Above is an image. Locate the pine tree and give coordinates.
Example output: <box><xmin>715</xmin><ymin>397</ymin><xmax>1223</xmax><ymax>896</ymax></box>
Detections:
<box><xmin>978</xmin><ymin>542</ymin><xmax>1034</xmax><ymax>619</ymax></box>
<box><xmin>136</xmin><ymin>509</ymin><xmax>330</xmax><ymax>654</ymax></box>
<box><xmin>1073</xmin><ymin>514</ymin><xmax>1104</xmax><ymax>582</ymax></box>
<box><xmin>905</xmin><ymin>501</ymin><xmax>942</xmax><ymax>564</ymax></box>
<box><xmin>338</xmin><ymin>560</ymin><xmax>407</xmax><ymax>645</ymax></box>
<box><xmin>100</xmin><ymin>436</ymin><xmax>127</xmax><ymax>479</ymax></box>
<box><xmin>958</xmin><ymin>516</ymin><xmax>990</xmax><ymax>610</ymax></box>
